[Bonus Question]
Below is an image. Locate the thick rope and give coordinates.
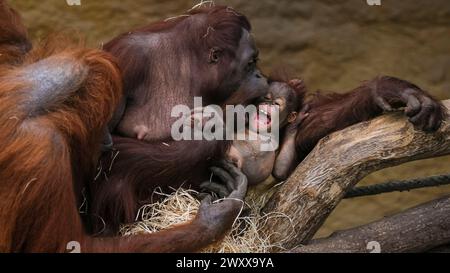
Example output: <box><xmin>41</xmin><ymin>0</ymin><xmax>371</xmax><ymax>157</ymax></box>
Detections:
<box><xmin>344</xmin><ymin>173</ymin><xmax>450</xmax><ymax>199</ymax></box>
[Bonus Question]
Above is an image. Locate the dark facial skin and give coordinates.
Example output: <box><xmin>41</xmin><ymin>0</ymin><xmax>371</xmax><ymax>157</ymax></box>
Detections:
<box><xmin>95</xmin><ymin>8</ymin><xmax>267</xmax><ymax>241</ymax></box>
<box><xmin>220</xmin><ymin>29</ymin><xmax>268</xmax><ymax>106</ymax></box>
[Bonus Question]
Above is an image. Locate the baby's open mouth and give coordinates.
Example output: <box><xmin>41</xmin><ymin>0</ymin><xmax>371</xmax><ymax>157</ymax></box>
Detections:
<box><xmin>254</xmin><ymin>107</ymin><xmax>272</xmax><ymax>127</ymax></box>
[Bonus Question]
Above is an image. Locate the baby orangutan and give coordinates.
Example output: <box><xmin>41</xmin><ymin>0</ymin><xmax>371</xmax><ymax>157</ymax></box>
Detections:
<box><xmin>200</xmin><ymin>79</ymin><xmax>308</xmax><ymax>198</ymax></box>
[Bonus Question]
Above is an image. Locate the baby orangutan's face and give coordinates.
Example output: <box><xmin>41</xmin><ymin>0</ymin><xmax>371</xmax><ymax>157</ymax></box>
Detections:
<box><xmin>249</xmin><ymin>82</ymin><xmax>298</xmax><ymax>132</ymax></box>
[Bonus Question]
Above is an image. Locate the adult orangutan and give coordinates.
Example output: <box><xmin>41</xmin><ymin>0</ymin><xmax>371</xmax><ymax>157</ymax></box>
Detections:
<box><xmin>0</xmin><ymin>1</ymin><xmax>445</xmax><ymax>253</ymax></box>
<box><xmin>0</xmin><ymin>1</ymin><xmax>250</xmax><ymax>252</ymax></box>
<box><xmin>0</xmin><ymin>0</ymin><xmax>30</xmax><ymax>65</ymax></box>
<box><xmin>91</xmin><ymin>5</ymin><xmax>446</xmax><ymax>236</ymax></box>
<box><xmin>90</xmin><ymin>5</ymin><xmax>268</xmax><ymax>234</ymax></box>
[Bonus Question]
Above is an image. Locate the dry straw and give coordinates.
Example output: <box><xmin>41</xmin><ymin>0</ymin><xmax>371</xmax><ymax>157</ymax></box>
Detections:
<box><xmin>120</xmin><ymin>185</ymin><xmax>296</xmax><ymax>253</ymax></box>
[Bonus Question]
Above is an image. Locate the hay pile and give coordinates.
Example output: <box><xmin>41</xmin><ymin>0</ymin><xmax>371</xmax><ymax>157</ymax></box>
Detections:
<box><xmin>120</xmin><ymin>184</ymin><xmax>295</xmax><ymax>253</ymax></box>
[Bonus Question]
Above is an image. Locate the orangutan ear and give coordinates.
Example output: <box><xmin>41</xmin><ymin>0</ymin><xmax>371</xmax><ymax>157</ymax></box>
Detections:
<box><xmin>287</xmin><ymin>112</ymin><xmax>297</xmax><ymax>123</ymax></box>
<box><xmin>208</xmin><ymin>47</ymin><xmax>222</xmax><ymax>64</ymax></box>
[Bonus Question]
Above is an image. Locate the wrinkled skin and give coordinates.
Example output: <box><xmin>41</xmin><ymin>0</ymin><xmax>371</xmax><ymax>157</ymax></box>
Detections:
<box><xmin>369</xmin><ymin>76</ymin><xmax>444</xmax><ymax>132</ymax></box>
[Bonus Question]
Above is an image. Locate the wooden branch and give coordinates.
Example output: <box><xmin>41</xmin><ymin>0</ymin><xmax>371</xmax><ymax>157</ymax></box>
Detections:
<box><xmin>428</xmin><ymin>244</ymin><xmax>450</xmax><ymax>253</ymax></box>
<box><xmin>289</xmin><ymin>196</ymin><xmax>450</xmax><ymax>253</ymax></box>
<box><xmin>261</xmin><ymin>100</ymin><xmax>450</xmax><ymax>251</ymax></box>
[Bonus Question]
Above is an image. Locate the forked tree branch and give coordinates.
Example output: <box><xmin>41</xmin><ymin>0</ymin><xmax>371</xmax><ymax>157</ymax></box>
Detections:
<box><xmin>261</xmin><ymin>100</ymin><xmax>450</xmax><ymax>251</ymax></box>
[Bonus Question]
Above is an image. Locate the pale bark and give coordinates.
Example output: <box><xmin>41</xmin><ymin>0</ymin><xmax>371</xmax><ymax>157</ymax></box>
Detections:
<box><xmin>261</xmin><ymin>100</ymin><xmax>450</xmax><ymax>251</ymax></box>
<box><xmin>289</xmin><ymin>196</ymin><xmax>450</xmax><ymax>253</ymax></box>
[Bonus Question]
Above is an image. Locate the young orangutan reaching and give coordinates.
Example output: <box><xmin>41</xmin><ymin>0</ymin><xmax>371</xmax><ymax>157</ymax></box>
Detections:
<box><xmin>200</xmin><ymin>73</ymin><xmax>447</xmax><ymax>196</ymax></box>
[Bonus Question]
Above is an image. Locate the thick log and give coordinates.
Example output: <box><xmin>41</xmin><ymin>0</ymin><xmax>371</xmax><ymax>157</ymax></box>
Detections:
<box><xmin>261</xmin><ymin>100</ymin><xmax>450</xmax><ymax>250</ymax></box>
<box><xmin>290</xmin><ymin>196</ymin><xmax>450</xmax><ymax>253</ymax></box>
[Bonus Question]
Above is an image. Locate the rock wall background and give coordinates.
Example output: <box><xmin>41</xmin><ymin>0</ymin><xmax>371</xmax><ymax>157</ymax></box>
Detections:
<box><xmin>10</xmin><ymin>0</ymin><xmax>450</xmax><ymax>238</ymax></box>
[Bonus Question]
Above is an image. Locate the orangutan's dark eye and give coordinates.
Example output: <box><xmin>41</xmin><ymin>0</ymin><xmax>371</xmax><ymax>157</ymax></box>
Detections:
<box><xmin>246</xmin><ymin>57</ymin><xmax>258</xmax><ymax>71</ymax></box>
<box><xmin>209</xmin><ymin>47</ymin><xmax>222</xmax><ymax>64</ymax></box>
